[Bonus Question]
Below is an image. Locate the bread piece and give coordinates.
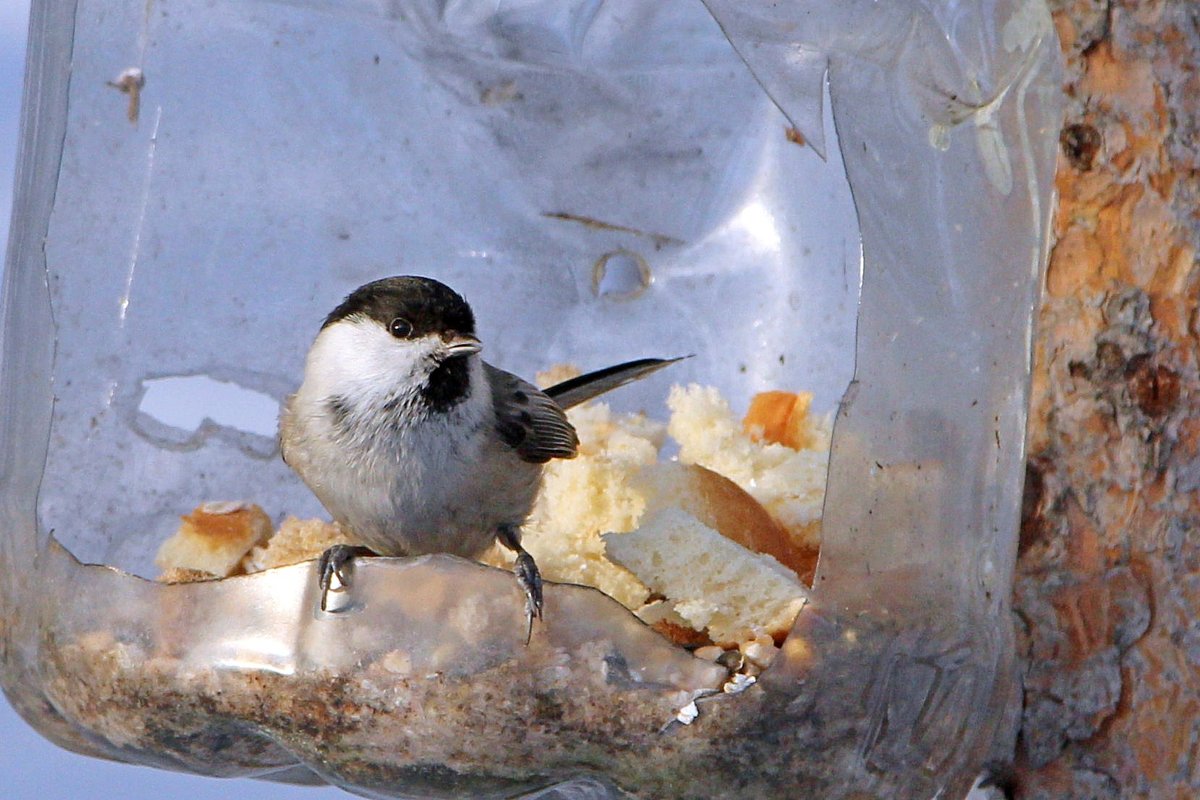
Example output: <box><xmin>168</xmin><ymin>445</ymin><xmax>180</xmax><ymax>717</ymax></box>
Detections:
<box><xmin>634</xmin><ymin>461</ymin><xmax>818</xmax><ymax>584</ymax></box>
<box><xmin>156</xmin><ymin>567</ymin><xmax>219</xmax><ymax>584</ymax></box>
<box><xmin>667</xmin><ymin>384</ymin><xmax>829</xmax><ymax>549</ymax></box>
<box><xmin>242</xmin><ymin>516</ymin><xmax>354</xmax><ymax>573</ymax></box>
<box><xmin>603</xmin><ymin>508</ymin><xmax>809</xmax><ymax>645</ymax></box>
<box><xmin>155</xmin><ymin>501</ymin><xmax>273</xmax><ymax>578</ymax></box>
<box><xmin>522</xmin><ymin>381</ymin><xmax>824</xmax><ymax>640</ymax></box>
<box><xmin>743</xmin><ymin>390</ymin><xmax>817</xmax><ymax>450</ymax></box>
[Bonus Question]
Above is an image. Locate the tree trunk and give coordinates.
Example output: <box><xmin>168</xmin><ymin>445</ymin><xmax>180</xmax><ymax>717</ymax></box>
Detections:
<box><xmin>1014</xmin><ymin>1</ymin><xmax>1200</xmax><ymax>796</ymax></box>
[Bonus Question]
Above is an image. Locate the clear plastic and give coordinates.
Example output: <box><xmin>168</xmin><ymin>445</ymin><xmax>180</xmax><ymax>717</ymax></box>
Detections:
<box><xmin>1</xmin><ymin>0</ymin><xmax>1063</xmax><ymax>797</ymax></box>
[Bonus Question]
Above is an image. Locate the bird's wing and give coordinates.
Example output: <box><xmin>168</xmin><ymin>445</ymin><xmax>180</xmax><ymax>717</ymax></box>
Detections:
<box><xmin>487</xmin><ymin>364</ymin><xmax>579</xmax><ymax>464</ymax></box>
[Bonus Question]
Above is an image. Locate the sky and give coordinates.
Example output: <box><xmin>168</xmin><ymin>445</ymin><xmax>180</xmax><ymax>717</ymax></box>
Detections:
<box><xmin>0</xmin><ymin>4</ymin><xmax>336</xmax><ymax>798</ymax></box>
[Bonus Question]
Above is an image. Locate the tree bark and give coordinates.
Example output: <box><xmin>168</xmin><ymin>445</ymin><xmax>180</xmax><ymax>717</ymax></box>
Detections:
<box><xmin>1014</xmin><ymin>1</ymin><xmax>1200</xmax><ymax>796</ymax></box>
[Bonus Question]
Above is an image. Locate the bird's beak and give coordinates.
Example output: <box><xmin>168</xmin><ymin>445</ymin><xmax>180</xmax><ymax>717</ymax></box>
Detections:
<box><xmin>441</xmin><ymin>333</ymin><xmax>482</xmax><ymax>358</ymax></box>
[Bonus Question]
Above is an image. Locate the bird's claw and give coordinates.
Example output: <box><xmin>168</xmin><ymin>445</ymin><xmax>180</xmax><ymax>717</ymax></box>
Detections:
<box><xmin>514</xmin><ymin>551</ymin><xmax>543</xmax><ymax>644</ymax></box>
<box><xmin>497</xmin><ymin>525</ymin><xmax>544</xmax><ymax>644</ymax></box>
<box><xmin>317</xmin><ymin>544</ymin><xmax>375</xmax><ymax>611</ymax></box>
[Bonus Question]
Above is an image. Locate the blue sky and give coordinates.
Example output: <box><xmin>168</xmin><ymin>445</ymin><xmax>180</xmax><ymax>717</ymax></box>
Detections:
<box><xmin>0</xmin><ymin>4</ymin><xmax>334</xmax><ymax>797</ymax></box>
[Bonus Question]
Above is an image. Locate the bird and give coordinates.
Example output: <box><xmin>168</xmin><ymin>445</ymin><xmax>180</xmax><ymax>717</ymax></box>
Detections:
<box><xmin>279</xmin><ymin>275</ymin><xmax>681</xmax><ymax>640</ymax></box>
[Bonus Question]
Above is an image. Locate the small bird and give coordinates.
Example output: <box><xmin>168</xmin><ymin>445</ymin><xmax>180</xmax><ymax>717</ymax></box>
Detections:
<box><xmin>279</xmin><ymin>275</ymin><xmax>680</xmax><ymax>638</ymax></box>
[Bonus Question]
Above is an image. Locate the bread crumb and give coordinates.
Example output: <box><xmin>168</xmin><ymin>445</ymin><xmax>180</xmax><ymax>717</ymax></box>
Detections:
<box><xmin>741</xmin><ymin>640</ymin><xmax>780</xmax><ymax>669</ymax></box>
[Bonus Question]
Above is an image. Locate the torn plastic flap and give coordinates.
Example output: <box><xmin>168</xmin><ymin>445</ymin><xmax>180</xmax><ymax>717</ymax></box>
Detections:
<box><xmin>699</xmin><ymin>0</ymin><xmax>831</xmax><ymax>157</ymax></box>
<box><xmin>704</xmin><ymin>0</ymin><xmax>1057</xmax><ymax>160</ymax></box>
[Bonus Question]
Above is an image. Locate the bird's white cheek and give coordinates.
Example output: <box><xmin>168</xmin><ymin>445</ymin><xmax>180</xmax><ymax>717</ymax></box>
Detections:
<box><xmin>301</xmin><ymin>319</ymin><xmax>430</xmax><ymax>401</ymax></box>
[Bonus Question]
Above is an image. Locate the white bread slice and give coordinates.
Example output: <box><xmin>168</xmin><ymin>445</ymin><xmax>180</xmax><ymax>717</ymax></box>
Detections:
<box><xmin>603</xmin><ymin>508</ymin><xmax>809</xmax><ymax>645</ymax></box>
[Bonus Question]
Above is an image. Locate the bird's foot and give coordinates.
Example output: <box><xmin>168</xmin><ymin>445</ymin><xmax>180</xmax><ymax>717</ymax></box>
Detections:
<box><xmin>316</xmin><ymin>544</ymin><xmax>377</xmax><ymax>611</ymax></box>
<box><xmin>513</xmin><ymin>551</ymin><xmax>544</xmax><ymax>644</ymax></box>
<box><xmin>498</xmin><ymin>525</ymin><xmax>543</xmax><ymax>644</ymax></box>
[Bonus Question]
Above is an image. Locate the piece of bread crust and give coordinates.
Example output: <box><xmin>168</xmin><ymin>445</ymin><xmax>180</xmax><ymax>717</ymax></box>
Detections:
<box><xmin>668</xmin><ymin>384</ymin><xmax>829</xmax><ymax>549</ymax></box>
<box><xmin>743</xmin><ymin>390</ymin><xmax>817</xmax><ymax>450</ymax></box>
<box><xmin>634</xmin><ymin>462</ymin><xmax>818</xmax><ymax>585</ymax></box>
<box><xmin>155</xmin><ymin>501</ymin><xmax>273</xmax><ymax>578</ymax></box>
<box><xmin>156</xmin><ymin>567</ymin><xmax>219</xmax><ymax>584</ymax></box>
<box><xmin>636</xmin><ymin>600</ymin><xmax>714</xmax><ymax>648</ymax></box>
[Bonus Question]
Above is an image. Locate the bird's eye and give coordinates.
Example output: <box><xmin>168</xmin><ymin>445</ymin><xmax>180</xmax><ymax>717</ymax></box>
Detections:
<box><xmin>388</xmin><ymin>317</ymin><xmax>413</xmax><ymax>338</ymax></box>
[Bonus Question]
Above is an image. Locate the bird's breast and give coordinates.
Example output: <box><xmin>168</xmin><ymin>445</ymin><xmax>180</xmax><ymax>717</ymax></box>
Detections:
<box><xmin>286</xmin><ymin>387</ymin><xmax>541</xmax><ymax>559</ymax></box>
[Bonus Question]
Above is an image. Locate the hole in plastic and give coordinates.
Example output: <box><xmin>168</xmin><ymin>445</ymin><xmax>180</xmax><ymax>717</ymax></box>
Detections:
<box><xmin>137</xmin><ymin>374</ymin><xmax>279</xmax><ymax>438</ymax></box>
<box><xmin>591</xmin><ymin>249</ymin><xmax>651</xmax><ymax>300</ymax></box>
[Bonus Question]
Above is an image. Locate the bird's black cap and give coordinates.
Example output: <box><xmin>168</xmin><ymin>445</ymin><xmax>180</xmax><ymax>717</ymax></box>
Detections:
<box><xmin>323</xmin><ymin>276</ymin><xmax>476</xmax><ymax>337</ymax></box>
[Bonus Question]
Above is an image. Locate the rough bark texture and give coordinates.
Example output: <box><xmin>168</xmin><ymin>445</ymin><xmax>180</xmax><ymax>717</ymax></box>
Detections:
<box><xmin>1014</xmin><ymin>1</ymin><xmax>1200</xmax><ymax>797</ymax></box>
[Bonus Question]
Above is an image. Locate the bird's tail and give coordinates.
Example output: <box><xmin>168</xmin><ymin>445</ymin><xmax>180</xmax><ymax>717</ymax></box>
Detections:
<box><xmin>545</xmin><ymin>357</ymin><xmax>688</xmax><ymax>410</ymax></box>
